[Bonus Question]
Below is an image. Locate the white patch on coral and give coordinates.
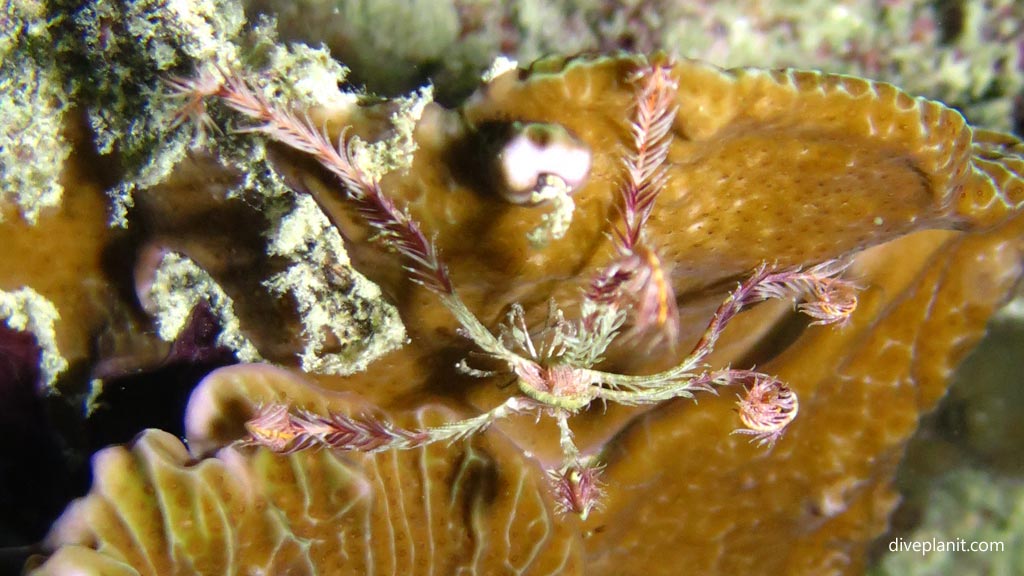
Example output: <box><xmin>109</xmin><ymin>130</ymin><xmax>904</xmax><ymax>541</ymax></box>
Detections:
<box><xmin>526</xmin><ymin>176</ymin><xmax>576</xmax><ymax>248</ymax></box>
<box><xmin>0</xmin><ymin>287</ymin><xmax>68</xmax><ymax>392</ymax></box>
<box><xmin>499</xmin><ymin>127</ymin><xmax>591</xmax><ymax>199</ymax></box>
<box><xmin>147</xmin><ymin>252</ymin><xmax>261</xmax><ymax>362</ymax></box>
<box><xmin>482</xmin><ymin>56</ymin><xmax>519</xmax><ymax>83</ymax></box>
<box><xmin>264</xmin><ymin>194</ymin><xmax>406</xmax><ymax>375</ymax></box>
<box><xmin>83</xmin><ymin>378</ymin><xmax>105</xmax><ymax>417</ymax></box>
<box><xmin>996</xmin><ymin>293</ymin><xmax>1024</xmax><ymax>323</ymax></box>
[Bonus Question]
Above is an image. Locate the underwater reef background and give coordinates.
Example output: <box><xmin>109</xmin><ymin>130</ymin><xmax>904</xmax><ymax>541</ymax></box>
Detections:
<box><xmin>2</xmin><ymin>0</ymin><xmax>1024</xmax><ymax>574</ymax></box>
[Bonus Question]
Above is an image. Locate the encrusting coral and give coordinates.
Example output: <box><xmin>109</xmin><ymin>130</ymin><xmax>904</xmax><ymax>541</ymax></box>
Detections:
<box><xmin>38</xmin><ymin>364</ymin><xmax>584</xmax><ymax>574</ymax></box>
<box><xmin>5</xmin><ymin>1</ymin><xmax>1024</xmax><ymax>575</ymax></box>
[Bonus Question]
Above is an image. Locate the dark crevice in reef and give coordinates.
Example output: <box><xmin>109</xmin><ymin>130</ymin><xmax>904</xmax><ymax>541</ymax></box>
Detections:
<box><xmin>85</xmin><ymin>302</ymin><xmax>239</xmax><ymax>450</ymax></box>
<box><xmin>0</xmin><ymin>328</ymin><xmax>77</xmax><ymax>550</ymax></box>
<box><xmin>0</xmin><ymin>304</ymin><xmax>238</xmax><ymax>561</ymax></box>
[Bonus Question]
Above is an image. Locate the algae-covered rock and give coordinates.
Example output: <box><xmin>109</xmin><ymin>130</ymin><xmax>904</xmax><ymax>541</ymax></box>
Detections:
<box><xmin>0</xmin><ymin>0</ymin><xmax>70</xmax><ymax>224</ymax></box>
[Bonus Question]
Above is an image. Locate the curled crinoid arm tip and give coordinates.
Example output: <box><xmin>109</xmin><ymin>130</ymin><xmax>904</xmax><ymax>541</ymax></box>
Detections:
<box><xmin>547</xmin><ymin>458</ymin><xmax>605</xmax><ymax>520</ymax></box>
<box><xmin>731</xmin><ymin>372</ymin><xmax>799</xmax><ymax>450</ymax></box>
<box><xmin>798</xmin><ymin>275</ymin><xmax>859</xmax><ymax>327</ymax></box>
<box><xmin>541</xmin><ymin>410</ymin><xmax>603</xmax><ymax>520</ymax></box>
<box><xmin>753</xmin><ymin>258</ymin><xmax>859</xmax><ymax>327</ymax></box>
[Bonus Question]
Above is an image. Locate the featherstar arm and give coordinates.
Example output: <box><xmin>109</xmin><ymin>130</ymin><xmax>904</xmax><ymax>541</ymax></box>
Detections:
<box><xmin>546</xmin><ymin>411</ymin><xmax>605</xmax><ymax>520</ymax></box>
<box><xmin>242</xmin><ymin>395</ymin><xmax>538</xmax><ymax>454</ymax></box>
<box><xmin>582</xmin><ymin>59</ymin><xmax>682</xmax><ymax>343</ymax></box>
<box><xmin>588</xmin><ymin>258</ymin><xmax>857</xmax><ymax>392</ymax></box>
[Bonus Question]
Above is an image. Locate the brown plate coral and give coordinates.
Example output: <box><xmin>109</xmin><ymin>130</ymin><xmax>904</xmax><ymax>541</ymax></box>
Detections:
<box><xmin>5</xmin><ymin>3</ymin><xmax>1024</xmax><ymax>576</ymax></box>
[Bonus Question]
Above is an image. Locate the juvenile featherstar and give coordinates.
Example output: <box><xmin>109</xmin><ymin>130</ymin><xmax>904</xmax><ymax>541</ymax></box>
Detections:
<box><xmin>174</xmin><ymin>56</ymin><xmax>861</xmax><ymax>517</ymax></box>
